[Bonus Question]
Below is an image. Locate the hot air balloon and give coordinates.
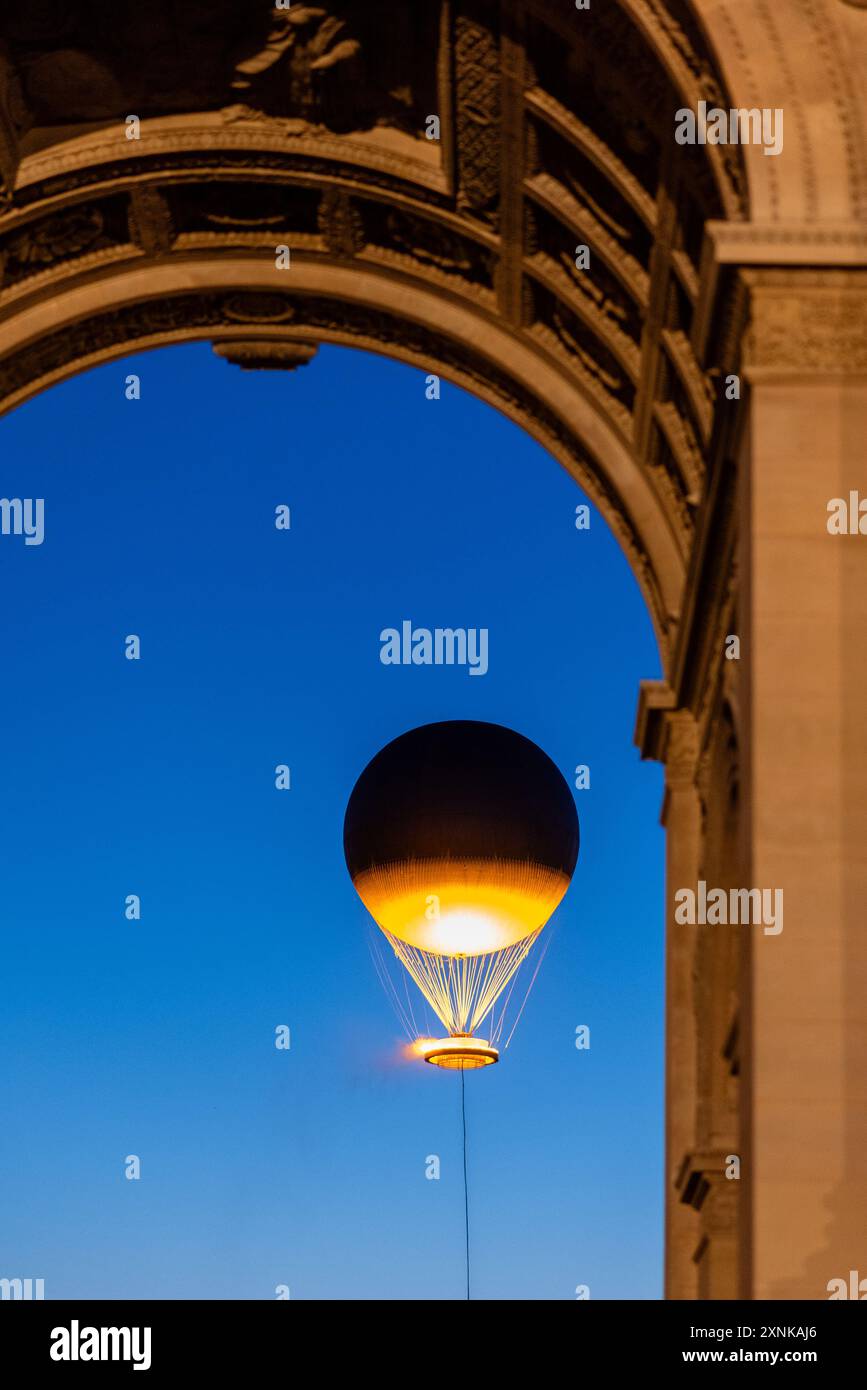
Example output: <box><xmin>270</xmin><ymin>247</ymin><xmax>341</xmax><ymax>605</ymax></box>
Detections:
<box><xmin>344</xmin><ymin>720</ymin><xmax>579</xmax><ymax>1069</ymax></box>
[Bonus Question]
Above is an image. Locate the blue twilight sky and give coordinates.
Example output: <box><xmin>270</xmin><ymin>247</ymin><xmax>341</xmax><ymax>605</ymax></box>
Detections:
<box><xmin>0</xmin><ymin>342</ymin><xmax>663</xmax><ymax>1300</ymax></box>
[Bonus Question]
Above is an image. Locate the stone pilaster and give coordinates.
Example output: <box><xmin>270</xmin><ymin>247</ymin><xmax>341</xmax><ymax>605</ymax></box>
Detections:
<box><xmin>636</xmin><ymin>685</ymin><xmax>702</xmax><ymax>1299</ymax></box>
<box><xmin>737</xmin><ymin>269</ymin><xmax>867</xmax><ymax>1298</ymax></box>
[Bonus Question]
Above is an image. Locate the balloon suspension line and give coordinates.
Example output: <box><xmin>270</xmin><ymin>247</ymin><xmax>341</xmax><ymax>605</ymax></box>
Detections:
<box><xmin>461</xmin><ymin>1067</ymin><xmax>470</xmax><ymax>1301</ymax></box>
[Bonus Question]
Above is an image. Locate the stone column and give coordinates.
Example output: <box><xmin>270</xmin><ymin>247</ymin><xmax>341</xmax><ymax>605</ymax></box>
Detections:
<box><xmin>739</xmin><ymin>270</ymin><xmax>867</xmax><ymax>1299</ymax></box>
<box><xmin>636</xmin><ymin>687</ymin><xmax>702</xmax><ymax>1299</ymax></box>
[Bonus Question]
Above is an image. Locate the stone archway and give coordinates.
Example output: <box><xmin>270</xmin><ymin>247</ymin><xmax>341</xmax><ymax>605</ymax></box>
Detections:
<box><xmin>1</xmin><ymin>0</ymin><xmax>866</xmax><ymax>1300</ymax></box>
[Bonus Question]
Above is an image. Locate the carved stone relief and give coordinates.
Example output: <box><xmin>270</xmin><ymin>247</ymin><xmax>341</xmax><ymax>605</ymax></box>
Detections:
<box><xmin>454</xmin><ymin>8</ymin><xmax>502</xmax><ymax>222</ymax></box>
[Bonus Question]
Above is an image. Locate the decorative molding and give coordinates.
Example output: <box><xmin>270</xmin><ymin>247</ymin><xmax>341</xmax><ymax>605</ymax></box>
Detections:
<box><xmin>523</xmin><ymin>88</ymin><xmax>657</xmax><ymax>231</ymax></box>
<box><xmin>14</xmin><ymin>123</ymin><xmax>448</xmax><ymax>206</ymax></box>
<box><xmin>212</xmin><ymin>340</ymin><xmax>318</xmax><ymax>371</ymax></box>
<box><xmin>317</xmin><ymin>188</ymin><xmax>366</xmax><ymax>257</ymax></box>
<box><xmin>654</xmin><ymin>399</ymin><xmax>703</xmax><ymax>501</ymax></box>
<box><xmin>526</xmin><ymin>171</ymin><xmax>649</xmax><ymax>306</ymax></box>
<box><xmin>661</xmin><ymin>329</ymin><xmax>713</xmax><ymax>444</ymax></box>
<box><xmin>127</xmin><ymin>185</ymin><xmax>174</xmax><ymax>256</ymax></box>
<box><xmin>453</xmin><ymin>8</ymin><xmax>501</xmax><ymax>223</ymax></box>
<box><xmin>676</xmin><ymin>1149</ymin><xmax>732</xmax><ymax>1209</ymax></box>
<box><xmin>625</xmin><ymin>0</ymin><xmax>748</xmax><ymax>218</ymax></box>
<box><xmin>705</xmin><ymin>219</ymin><xmax>867</xmax><ymax>268</ymax></box>
<box><xmin>664</xmin><ymin>707</ymin><xmax>700</xmax><ymax>785</ymax></box>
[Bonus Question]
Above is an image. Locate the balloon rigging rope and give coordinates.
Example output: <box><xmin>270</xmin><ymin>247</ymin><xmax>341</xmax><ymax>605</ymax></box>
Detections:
<box><xmin>502</xmin><ymin>921</ymin><xmax>558</xmax><ymax>1049</ymax></box>
<box><xmin>399</xmin><ymin>960</ymin><xmax>420</xmax><ymax>1038</ymax></box>
<box><xmin>367</xmin><ymin>930</ymin><xmax>415</xmax><ymax>1040</ymax></box>
<box><xmin>380</xmin><ymin>929</ymin><xmax>545</xmax><ymax>1036</ymax></box>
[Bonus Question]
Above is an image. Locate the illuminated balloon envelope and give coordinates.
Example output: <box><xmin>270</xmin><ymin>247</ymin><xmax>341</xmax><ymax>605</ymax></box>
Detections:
<box><xmin>344</xmin><ymin>721</ymin><xmax>579</xmax><ymax>1069</ymax></box>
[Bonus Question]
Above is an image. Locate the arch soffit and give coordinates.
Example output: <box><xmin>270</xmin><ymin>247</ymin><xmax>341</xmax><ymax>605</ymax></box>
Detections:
<box><xmin>0</xmin><ymin>0</ymin><xmax>804</xmax><ymax>664</ymax></box>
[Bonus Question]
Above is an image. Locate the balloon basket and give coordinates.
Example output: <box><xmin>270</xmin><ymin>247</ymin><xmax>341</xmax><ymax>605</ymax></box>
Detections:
<box><xmin>415</xmin><ymin>1035</ymin><xmax>499</xmax><ymax>1070</ymax></box>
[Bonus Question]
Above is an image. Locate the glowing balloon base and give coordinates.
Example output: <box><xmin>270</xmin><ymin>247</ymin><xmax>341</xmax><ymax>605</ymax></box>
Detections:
<box><xmin>414</xmin><ymin>1035</ymin><xmax>499</xmax><ymax>1070</ymax></box>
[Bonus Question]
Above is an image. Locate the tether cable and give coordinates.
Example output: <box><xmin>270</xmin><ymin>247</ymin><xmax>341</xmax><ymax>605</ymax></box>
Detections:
<box><xmin>461</xmin><ymin>1067</ymin><xmax>470</xmax><ymax>1300</ymax></box>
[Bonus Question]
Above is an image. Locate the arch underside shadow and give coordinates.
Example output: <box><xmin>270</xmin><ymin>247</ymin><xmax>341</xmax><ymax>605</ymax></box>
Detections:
<box><xmin>0</xmin><ymin>257</ymin><xmax>684</xmax><ymax>659</ymax></box>
<box><xmin>0</xmin><ymin>0</ymin><xmax>765</xmax><ymax>672</ymax></box>
<box><xmin>0</xmin><ymin>1</ymin><xmax>862</xmax><ymax>659</ymax></box>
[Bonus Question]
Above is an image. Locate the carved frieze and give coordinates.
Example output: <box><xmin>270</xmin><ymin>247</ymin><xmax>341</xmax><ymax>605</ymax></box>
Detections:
<box><xmin>0</xmin><ymin>2</ymin><xmax>440</xmax><ymax>137</ymax></box>
<box><xmin>168</xmin><ymin>181</ymin><xmax>320</xmax><ymax>241</ymax></box>
<box><xmin>454</xmin><ymin>7</ymin><xmax>501</xmax><ymax>223</ymax></box>
<box><xmin>743</xmin><ymin>270</ymin><xmax>867</xmax><ymax>374</ymax></box>
<box><xmin>317</xmin><ymin>188</ymin><xmax>367</xmax><ymax>257</ymax></box>
<box><xmin>127</xmin><ymin>186</ymin><xmax>174</xmax><ymax>256</ymax></box>
<box><xmin>526</xmin><ymin>200</ymin><xmax>644</xmax><ymax>353</ymax></box>
<box><xmin>13</xmin><ymin>145</ymin><xmax>450</xmax><ymax>216</ymax></box>
<box><xmin>375</xmin><ymin>206</ymin><xmax>495</xmax><ymax>286</ymax></box>
<box><xmin>0</xmin><ymin>197</ymin><xmax>128</xmax><ymax>290</ymax></box>
<box><xmin>527</xmin><ymin>279</ymin><xmax>635</xmax><ymax>430</ymax></box>
<box><xmin>526</xmin><ymin>171</ymin><xmax>650</xmax><ymax>307</ymax></box>
<box><xmin>221</xmin><ymin>293</ymin><xmax>297</xmax><ymax>324</ymax></box>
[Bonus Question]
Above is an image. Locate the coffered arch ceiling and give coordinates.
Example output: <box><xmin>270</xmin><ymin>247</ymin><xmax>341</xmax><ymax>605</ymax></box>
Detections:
<box><xmin>0</xmin><ymin>0</ymin><xmax>861</xmax><ymax>662</ymax></box>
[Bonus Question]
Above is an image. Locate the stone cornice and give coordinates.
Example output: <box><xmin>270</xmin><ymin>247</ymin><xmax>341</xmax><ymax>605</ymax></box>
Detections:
<box><xmin>14</xmin><ymin>116</ymin><xmax>448</xmax><ymax>203</ymax></box>
<box><xmin>706</xmin><ymin>219</ymin><xmax>867</xmax><ymax>267</ymax></box>
<box><xmin>676</xmin><ymin>1149</ymin><xmax>736</xmax><ymax>1211</ymax></box>
<box><xmin>693</xmin><ymin>222</ymin><xmax>867</xmax><ymax>367</ymax></box>
<box><xmin>634</xmin><ymin>684</ymin><xmax>700</xmax><ymax>785</ymax></box>
<box><xmin>634</xmin><ymin>679</ymin><xmax>677</xmax><ymax>763</ymax></box>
